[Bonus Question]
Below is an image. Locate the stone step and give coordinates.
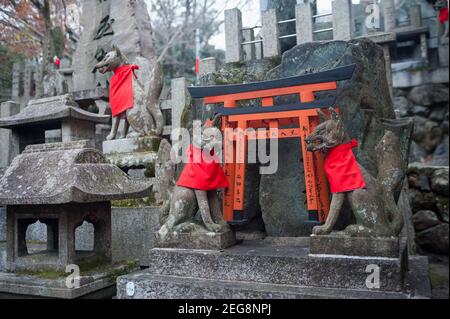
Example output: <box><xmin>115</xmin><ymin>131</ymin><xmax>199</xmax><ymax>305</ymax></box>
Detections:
<box><xmin>117</xmin><ymin>272</ymin><xmax>410</xmax><ymax>299</ymax></box>
<box><xmin>147</xmin><ymin>241</ymin><xmax>406</xmax><ymax>292</ymax></box>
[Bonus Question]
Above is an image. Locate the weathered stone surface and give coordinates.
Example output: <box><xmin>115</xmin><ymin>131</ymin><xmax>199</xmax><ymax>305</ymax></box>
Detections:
<box><xmin>259</xmin><ymin>139</ymin><xmax>311</xmax><ymax>237</ymax></box>
<box><xmin>0</xmin><ymin>94</ymin><xmax>109</xmax><ymax>129</ymax></box>
<box><xmin>429</xmin><ymin>105</ymin><xmax>449</xmax><ymax>122</ymax></box>
<box><xmin>117</xmin><ymin>241</ymin><xmax>431</xmax><ymax>299</ymax></box>
<box><xmin>0</xmin><ymin>207</ymin><xmax>5</xmax><ymax>242</ymax></box>
<box><xmin>111</xmin><ymin>207</ymin><xmax>160</xmax><ymax>266</ymax></box>
<box><xmin>416</xmin><ymin>224</ymin><xmax>449</xmax><ymax>255</ymax></box>
<box><xmin>436</xmin><ymin>196</ymin><xmax>449</xmax><ymax>223</ymax></box>
<box><xmin>408</xmin><ymin>84</ymin><xmax>449</xmax><ymax>107</ymax></box>
<box><xmin>411</xmin><ymin>105</ymin><xmax>430</xmax><ymax>117</ymax></box>
<box><xmin>412</xmin><ymin>210</ymin><xmax>442</xmax><ymax>231</ymax></box>
<box><xmin>409</xmin><ymin>141</ymin><xmax>428</xmax><ymax>163</ymax></box>
<box><xmin>72</xmin><ymin>0</ymin><xmax>156</xmax><ymax>92</ymax></box>
<box><xmin>0</xmin><ymin>261</ymin><xmax>138</xmax><ymax>299</ymax></box>
<box><xmin>309</xmin><ymin>235</ymin><xmax>400</xmax><ymax>258</ymax></box>
<box><xmin>431</xmin><ymin>168</ymin><xmax>449</xmax><ymax>196</ymax></box>
<box><xmin>432</xmin><ymin>137</ymin><xmax>449</xmax><ymax>166</ymax></box>
<box><xmin>412</xmin><ymin>116</ymin><xmax>443</xmax><ymax>152</ymax></box>
<box><xmin>0</xmin><ymin>141</ymin><xmax>152</xmax><ymax>205</ymax></box>
<box><xmin>409</xmin><ymin>189</ymin><xmax>437</xmax><ymax>212</ymax></box>
<box><xmin>102</xmin><ymin>136</ymin><xmax>161</xmax><ymax>170</ymax></box>
<box><xmin>394</xmin><ymin>96</ymin><xmax>411</xmax><ymax>117</ymax></box>
<box><xmin>154</xmin><ymin>230</ymin><xmax>236</xmax><ymax>250</ymax></box>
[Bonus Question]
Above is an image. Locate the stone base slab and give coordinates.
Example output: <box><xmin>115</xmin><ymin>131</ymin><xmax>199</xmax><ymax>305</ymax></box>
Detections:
<box><xmin>154</xmin><ymin>230</ymin><xmax>237</xmax><ymax>250</ymax></box>
<box><xmin>0</xmin><ymin>261</ymin><xmax>138</xmax><ymax>299</ymax></box>
<box><xmin>117</xmin><ymin>240</ymin><xmax>431</xmax><ymax>299</ymax></box>
<box><xmin>103</xmin><ymin>136</ymin><xmax>161</xmax><ymax>169</ymax></box>
<box><xmin>309</xmin><ymin>235</ymin><xmax>400</xmax><ymax>258</ymax></box>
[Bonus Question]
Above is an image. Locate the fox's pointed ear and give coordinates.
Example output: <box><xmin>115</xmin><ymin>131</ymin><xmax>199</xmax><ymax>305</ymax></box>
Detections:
<box><xmin>317</xmin><ymin>109</ymin><xmax>328</xmax><ymax>123</ymax></box>
<box><xmin>329</xmin><ymin>107</ymin><xmax>340</xmax><ymax>120</ymax></box>
<box><xmin>112</xmin><ymin>45</ymin><xmax>122</xmax><ymax>57</ymax></box>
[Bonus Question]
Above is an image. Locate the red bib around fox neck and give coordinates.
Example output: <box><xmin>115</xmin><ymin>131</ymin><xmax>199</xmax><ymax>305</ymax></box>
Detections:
<box><xmin>177</xmin><ymin>145</ymin><xmax>229</xmax><ymax>191</ymax></box>
<box><xmin>109</xmin><ymin>64</ymin><xmax>139</xmax><ymax>117</ymax></box>
<box><xmin>324</xmin><ymin>139</ymin><xmax>366</xmax><ymax>193</ymax></box>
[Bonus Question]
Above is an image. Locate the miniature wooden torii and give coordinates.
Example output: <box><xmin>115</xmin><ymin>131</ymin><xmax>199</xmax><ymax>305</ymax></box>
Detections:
<box><xmin>188</xmin><ymin>64</ymin><xmax>356</xmax><ymax>224</ymax></box>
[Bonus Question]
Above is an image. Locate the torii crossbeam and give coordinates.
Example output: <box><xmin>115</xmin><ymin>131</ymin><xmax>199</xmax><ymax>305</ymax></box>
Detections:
<box><xmin>188</xmin><ymin>64</ymin><xmax>356</xmax><ymax>224</ymax></box>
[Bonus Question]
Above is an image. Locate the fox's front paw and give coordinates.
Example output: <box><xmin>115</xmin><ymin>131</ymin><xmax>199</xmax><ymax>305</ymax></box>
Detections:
<box><xmin>312</xmin><ymin>225</ymin><xmax>331</xmax><ymax>236</ymax></box>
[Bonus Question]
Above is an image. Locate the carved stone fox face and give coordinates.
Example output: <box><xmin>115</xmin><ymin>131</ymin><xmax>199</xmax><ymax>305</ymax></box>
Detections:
<box><xmin>95</xmin><ymin>45</ymin><xmax>127</xmax><ymax>74</ymax></box>
<box><xmin>305</xmin><ymin>107</ymin><xmax>347</xmax><ymax>152</ymax></box>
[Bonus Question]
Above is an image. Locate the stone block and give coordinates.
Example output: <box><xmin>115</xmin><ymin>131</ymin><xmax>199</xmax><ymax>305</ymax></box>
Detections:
<box><xmin>261</xmin><ymin>9</ymin><xmax>280</xmax><ymax>58</ymax></box>
<box><xmin>0</xmin><ymin>261</ymin><xmax>138</xmax><ymax>299</ymax></box>
<box><xmin>224</xmin><ymin>8</ymin><xmax>243</xmax><ymax>63</ymax></box>
<box><xmin>111</xmin><ymin>207</ymin><xmax>160</xmax><ymax>266</ymax></box>
<box><xmin>332</xmin><ymin>0</ymin><xmax>353</xmax><ymax>41</ymax></box>
<box><xmin>309</xmin><ymin>235</ymin><xmax>400</xmax><ymax>258</ymax></box>
<box><xmin>117</xmin><ymin>241</ymin><xmax>431</xmax><ymax>299</ymax></box>
<box><xmin>198</xmin><ymin>58</ymin><xmax>218</xmax><ymax>76</ymax></box>
<box><xmin>0</xmin><ymin>101</ymin><xmax>20</xmax><ymax>168</ymax></box>
<box><xmin>154</xmin><ymin>230</ymin><xmax>237</xmax><ymax>250</ymax></box>
<box><xmin>102</xmin><ymin>136</ymin><xmax>161</xmax><ymax>169</ymax></box>
<box><xmin>295</xmin><ymin>3</ymin><xmax>313</xmax><ymax>44</ymax></box>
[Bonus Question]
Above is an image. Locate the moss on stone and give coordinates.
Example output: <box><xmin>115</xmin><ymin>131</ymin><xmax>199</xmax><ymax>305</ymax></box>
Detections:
<box><xmin>144</xmin><ymin>162</ymin><xmax>156</xmax><ymax>178</ymax></box>
<box><xmin>112</xmin><ymin>192</ymin><xmax>159</xmax><ymax>208</ymax></box>
<box><xmin>16</xmin><ymin>270</ymin><xmax>66</xmax><ymax>279</ymax></box>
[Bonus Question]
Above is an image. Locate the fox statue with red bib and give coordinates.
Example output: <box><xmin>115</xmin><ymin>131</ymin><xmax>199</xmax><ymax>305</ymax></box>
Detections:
<box><xmin>94</xmin><ymin>45</ymin><xmax>164</xmax><ymax>140</ymax></box>
<box><xmin>305</xmin><ymin>107</ymin><xmax>404</xmax><ymax>238</ymax></box>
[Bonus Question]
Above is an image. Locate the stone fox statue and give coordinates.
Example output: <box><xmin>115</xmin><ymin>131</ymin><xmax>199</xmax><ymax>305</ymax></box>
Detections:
<box><xmin>305</xmin><ymin>108</ymin><xmax>404</xmax><ymax>238</ymax></box>
<box><xmin>156</xmin><ymin>115</ymin><xmax>230</xmax><ymax>240</ymax></box>
<box><xmin>94</xmin><ymin>45</ymin><xmax>164</xmax><ymax>139</ymax></box>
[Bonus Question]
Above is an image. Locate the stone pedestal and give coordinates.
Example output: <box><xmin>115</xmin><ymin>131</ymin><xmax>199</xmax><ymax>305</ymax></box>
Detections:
<box><xmin>309</xmin><ymin>235</ymin><xmax>400</xmax><ymax>258</ymax></box>
<box><xmin>102</xmin><ymin>136</ymin><xmax>161</xmax><ymax>170</ymax></box>
<box><xmin>155</xmin><ymin>230</ymin><xmax>237</xmax><ymax>250</ymax></box>
<box><xmin>117</xmin><ymin>239</ymin><xmax>431</xmax><ymax>299</ymax></box>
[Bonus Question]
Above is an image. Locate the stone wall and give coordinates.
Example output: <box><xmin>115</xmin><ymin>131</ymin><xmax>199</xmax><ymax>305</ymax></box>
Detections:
<box><xmin>394</xmin><ymin>84</ymin><xmax>449</xmax><ymax>166</ymax></box>
<box><xmin>394</xmin><ymin>83</ymin><xmax>449</xmax><ymax>257</ymax></box>
<box><xmin>407</xmin><ymin>164</ymin><xmax>449</xmax><ymax>255</ymax></box>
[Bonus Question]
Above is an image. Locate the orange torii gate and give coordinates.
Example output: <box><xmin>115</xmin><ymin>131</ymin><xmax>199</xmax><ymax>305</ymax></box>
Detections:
<box><xmin>188</xmin><ymin>64</ymin><xmax>356</xmax><ymax>224</ymax></box>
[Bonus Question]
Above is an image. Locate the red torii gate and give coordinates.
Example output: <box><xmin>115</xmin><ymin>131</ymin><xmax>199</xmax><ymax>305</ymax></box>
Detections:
<box><xmin>188</xmin><ymin>64</ymin><xmax>356</xmax><ymax>224</ymax></box>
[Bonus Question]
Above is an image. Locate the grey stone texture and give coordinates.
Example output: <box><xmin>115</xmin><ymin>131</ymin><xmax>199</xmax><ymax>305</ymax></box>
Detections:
<box><xmin>111</xmin><ymin>207</ymin><xmax>160</xmax><ymax>266</ymax></box>
<box><xmin>0</xmin><ymin>261</ymin><xmax>138</xmax><ymax>299</ymax></box>
<box><xmin>155</xmin><ymin>230</ymin><xmax>237</xmax><ymax>250</ymax></box>
<box><xmin>310</xmin><ymin>235</ymin><xmax>400</xmax><ymax>258</ymax></box>
<box><xmin>102</xmin><ymin>136</ymin><xmax>161</xmax><ymax>170</ymax></box>
<box><xmin>117</xmin><ymin>240</ymin><xmax>431</xmax><ymax>299</ymax></box>
<box><xmin>261</xmin><ymin>9</ymin><xmax>281</xmax><ymax>58</ymax></box>
<box><xmin>0</xmin><ymin>141</ymin><xmax>152</xmax><ymax>205</ymax></box>
<box><xmin>224</xmin><ymin>8</ymin><xmax>243</xmax><ymax>63</ymax></box>
<box><xmin>332</xmin><ymin>0</ymin><xmax>353</xmax><ymax>41</ymax></box>
<box><xmin>295</xmin><ymin>2</ymin><xmax>313</xmax><ymax>44</ymax></box>
<box><xmin>72</xmin><ymin>0</ymin><xmax>156</xmax><ymax>92</ymax></box>
<box><xmin>0</xmin><ymin>101</ymin><xmax>20</xmax><ymax>169</ymax></box>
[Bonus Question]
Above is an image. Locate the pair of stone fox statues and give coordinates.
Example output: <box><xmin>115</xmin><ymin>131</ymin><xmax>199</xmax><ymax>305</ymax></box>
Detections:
<box><xmin>156</xmin><ymin>108</ymin><xmax>405</xmax><ymax>240</ymax></box>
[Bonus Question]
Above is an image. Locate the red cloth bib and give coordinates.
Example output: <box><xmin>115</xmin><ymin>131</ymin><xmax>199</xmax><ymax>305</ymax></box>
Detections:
<box><xmin>324</xmin><ymin>140</ymin><xmax>366</xmax><ymax>193</ymax></box>
<box><xmin>439</xmin><ymin>7</ymin><xmax>449</xmax><ymax>24</ymax></box>
<box><xmin>177</xmin><ymin>145</ymin><xmax>229</xmax><ymax>191</ymax></box>
<box><xmin>110</xmin><ymin>64</ymin><xmax>139</xmax><ymax>117</ymax></box>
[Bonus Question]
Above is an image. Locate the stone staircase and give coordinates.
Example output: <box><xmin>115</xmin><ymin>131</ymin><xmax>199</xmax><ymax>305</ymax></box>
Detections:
<box><xmin>117</xmin><ymin>240</ymin><xmax>432</xmax><ymax>299</ymax></box>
